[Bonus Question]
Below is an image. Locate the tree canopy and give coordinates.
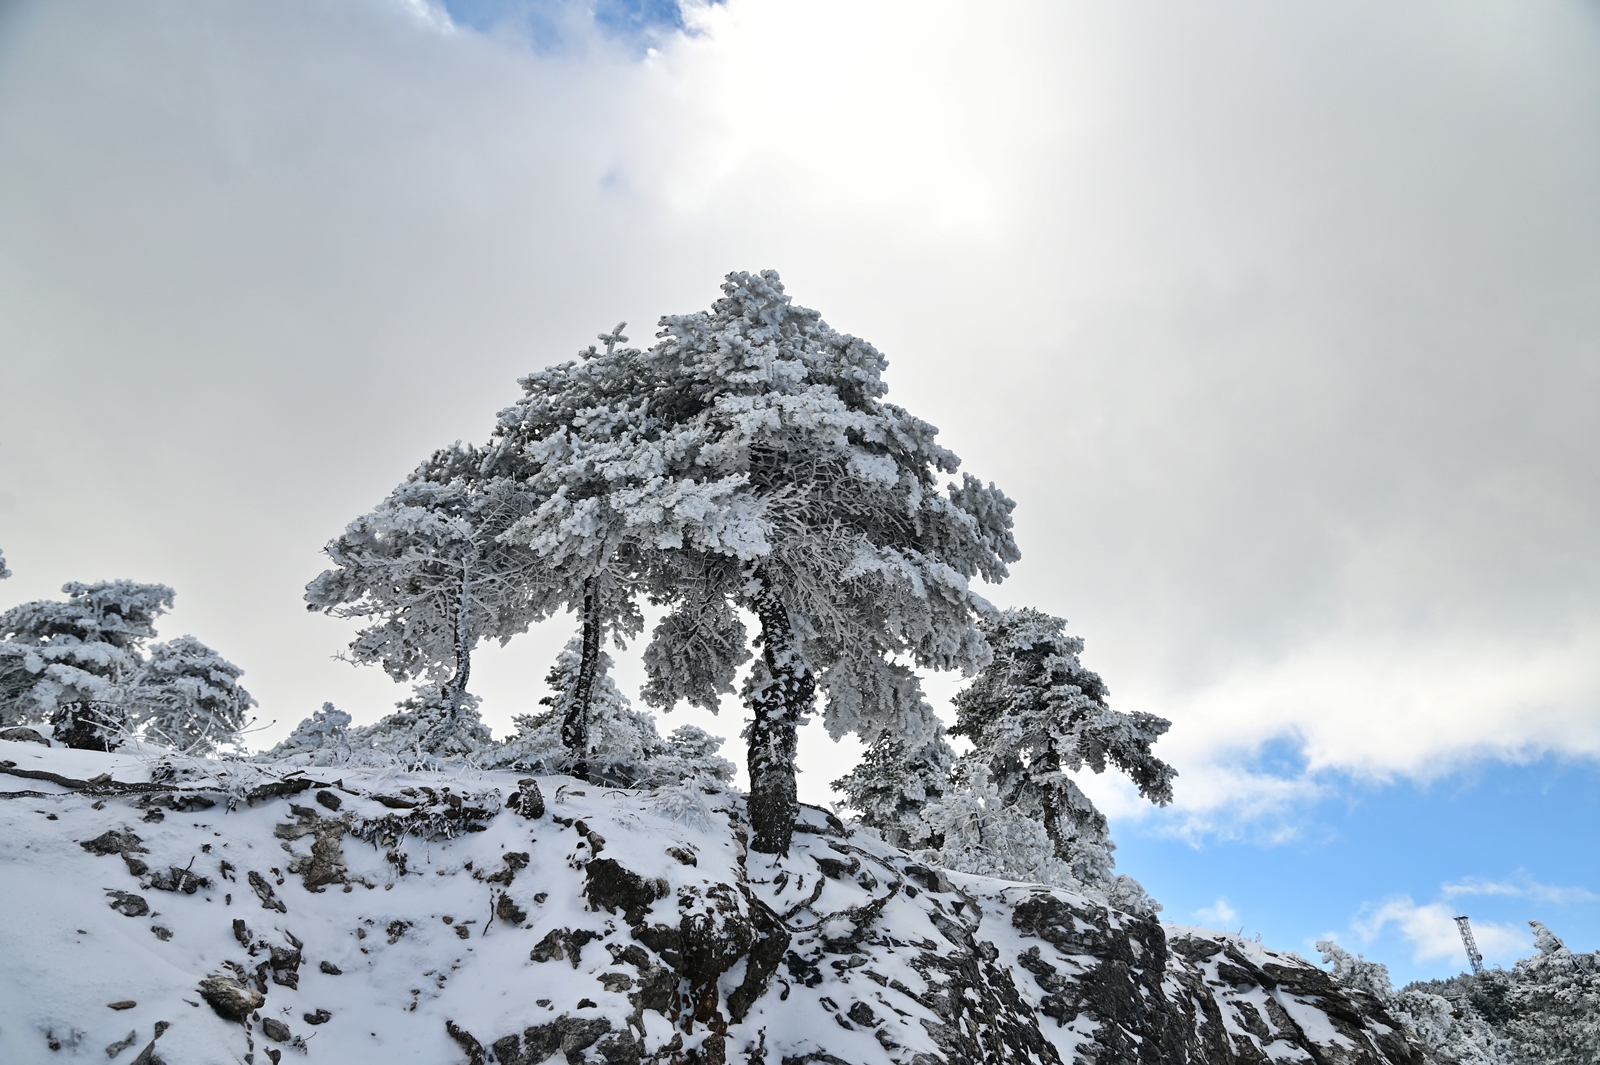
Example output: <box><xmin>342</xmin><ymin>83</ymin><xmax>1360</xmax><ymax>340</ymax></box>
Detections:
<box><xmin>303</xmin><ymin>271</ymin><xmax>1175</xmax><ymax>872</ymax></box>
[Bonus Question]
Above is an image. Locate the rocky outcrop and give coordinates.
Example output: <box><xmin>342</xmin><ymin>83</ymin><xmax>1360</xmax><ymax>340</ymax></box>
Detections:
<box><xmin>4</xmin><ymin>750</ymin><xmax>1433</xmax><ymax>1065</ymax></box>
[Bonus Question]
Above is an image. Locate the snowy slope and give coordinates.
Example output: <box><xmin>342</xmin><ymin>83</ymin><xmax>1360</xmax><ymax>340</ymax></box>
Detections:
<box><xmin>0</xmin><ymin>736</ymin><xmax>1429</xmax><ymax>1065</ymax></box>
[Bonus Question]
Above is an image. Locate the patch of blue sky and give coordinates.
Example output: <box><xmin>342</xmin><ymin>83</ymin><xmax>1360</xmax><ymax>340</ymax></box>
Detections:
<box><xmin>1111</xmin><ymin>754</ymin><xmax>1600</xmax><ymax>986</ymax></box>
<box><xmin>437</xmin><ymin>0</ymin><xmax>705</xmax><ymax>51</ymax></box>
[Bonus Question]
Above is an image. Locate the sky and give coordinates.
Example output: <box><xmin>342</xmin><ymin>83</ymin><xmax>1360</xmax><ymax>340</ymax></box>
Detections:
<box><xmin>2</xmin><ymin>0</ymin><xmax>1598</xmax><ymax>984</ymax></box>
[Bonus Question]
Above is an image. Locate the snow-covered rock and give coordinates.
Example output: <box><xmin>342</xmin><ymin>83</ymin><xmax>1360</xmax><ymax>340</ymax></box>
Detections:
<box><xmin>0</xmin><ymin>739</ymin><xmax>1428</xmax><ymax>1064</ymax></box>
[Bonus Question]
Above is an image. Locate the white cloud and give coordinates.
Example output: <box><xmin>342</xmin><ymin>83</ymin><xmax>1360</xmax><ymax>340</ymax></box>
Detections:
<box><xmin>0</xmin><ymin>0</ymin><xmax>1598</xmax><ymax>822</ymax></box>
<box><xmin>1442</xmin><ymin>873</ymin><xmax>1600</xmax><ymax>907</ymax></box>
<box><xmin>1352</xmin><ymin>897</ymin><xmax>1529</xmax><ymax>966</ymax></box>
<box><xmin>1195</xmin><ymin>897</ymin><xmax>1240</xmax><ymax>929</ymax></box>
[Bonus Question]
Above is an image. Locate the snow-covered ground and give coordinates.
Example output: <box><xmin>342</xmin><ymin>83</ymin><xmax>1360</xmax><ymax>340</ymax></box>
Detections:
<box><xmin>1</xmin><ymin>736</ymin><xmax>1424</xmax><ymax>1065</ymax></box>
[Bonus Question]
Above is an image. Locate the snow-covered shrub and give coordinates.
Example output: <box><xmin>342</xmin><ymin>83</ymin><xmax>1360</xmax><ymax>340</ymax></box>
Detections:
<box><xmin>489</xmin><ymin>639</ymin><xmax>734</xmax><ymax>787</ymax></box>
<box><xmin>259</xmin><ymin>703</ymin><xmax>355</xmax><ymax>766</ymax></box>
<box><xmin>359</xmin><ymin>683</ymin><xmax>494</xmax><ymax>768</ymax></box>
<box><xmin>129</xmin><ymin>635</ymin><xmax>257</xmax><ymax>754</ymax></box>
<box><xmin>1316</xmin><ymin>940</ymin><xmax>1395</xmax><ymax>999</ymax></box>
<box><xmin>832</xmin><ymin>732</ymin><xmax>954</xmax><ymax>851</ymax></box>
<box><xmin>915</xmin><ymin>761</ymin><xmax>1077</xmax><ymax>889</ymax></box>
<box><xmin>647</xmin><ymin>780</ymin><xmax>720</xmax><ymax>830</ymax></box>
<box><xmin>0</xmin><ymin>580</ymin><xmax>173</xmax><ymax>729</ymax></box>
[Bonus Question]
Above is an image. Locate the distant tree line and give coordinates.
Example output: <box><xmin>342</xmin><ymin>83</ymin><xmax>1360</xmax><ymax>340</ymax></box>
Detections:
<box><xmin>1321</xmin><ymin>920</ymin><xmax>1600</xmax><ymax>1065</ymax></box>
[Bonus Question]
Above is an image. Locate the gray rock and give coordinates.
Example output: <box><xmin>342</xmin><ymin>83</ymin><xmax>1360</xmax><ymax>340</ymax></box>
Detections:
<box><xmin>261</xmin><ymin>1017</ymin><xmax>291</xmax><ymax>1042</ymax></box>
<box><xmin>445</xmin><ymin>1019</ymin><xmax>485</xmax><ymax>1065</ymax></box>
<box><xmin>497</xmin><ymin>1015</ymin><xmax>612</xmax><ymax>1065</ymax></box>
<box><xmin>105</xmin><ymin>890</ymin><xmax>149</xmax><ymax>917</ymax></box>
<box><xmin>529</xmin><ymin>927</ymin><xmax>601</xmax><ymax>968</ymax></box>
<box><xmin>584</xmin><ymin>858</ymin><xmax>668</xmax><ymax>926</ymax></box>
<box><xmin>0</xmin><ymin>726</ymin><xmax>48</xmax><ymax>745</ymax></box>
<box><xmin>148</xmin><ymin>865</ymin><xmax>211</xmax><ymax>894</ymax></box>
<box><xmin>81</xmin><ymin>829</ymin><xmax>147</xmax><ymax>857</ymax></box>
<box><xmin>496</xmin><ymin>892</ymin><xmax>528</xmax><ymax>925</ymax></box>
<box><xmin>247</xmin><ymin>870</ymin><xmax>287</xmax><ymax>913</ymax></box>
<box><xmin>508</xmin><ymin>779</ymin><xmax>545</xmax><ymax>819</ymax></box>
<box><xmin>197</xmin><ymin>975</ymin><xmax>265</xmax><ymax>1023</ymax></box>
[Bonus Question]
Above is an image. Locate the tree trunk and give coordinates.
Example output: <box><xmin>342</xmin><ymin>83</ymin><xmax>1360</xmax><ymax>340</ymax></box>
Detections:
<box><xmin>427</xmin><ymin>561</ymin><xmax>475</xmax><ymax>754</ymax></box>
<box><xmin>563</xmin><ymin>576</ymin><xmax>601</xmax><ymax>782</ymax></box>
<box><xmin>447</xmin><ymin>561</ymin><xmax>474</xmax><ymax>714</ymax></box>
<box><xmin>745</xmin><ymin>569</ymin><xmax>815</xmax><ymax>855</ymax></box>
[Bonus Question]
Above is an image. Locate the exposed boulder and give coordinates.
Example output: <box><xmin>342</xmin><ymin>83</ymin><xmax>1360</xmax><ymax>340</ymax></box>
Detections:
<box><xmin>197</xmin><ymin>975</ymin><xmax>265</xmax><ymax>1023</ymax></box>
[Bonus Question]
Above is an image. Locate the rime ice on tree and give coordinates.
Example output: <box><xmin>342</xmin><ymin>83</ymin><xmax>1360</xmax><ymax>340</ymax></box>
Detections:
<box><xmin>130</xmin><ymin>635</ymin><xmax>257</xmax><ymax>754</ymax></box>
<box><xmin>839</xmin><ymin>607</ymin><xmax>1174</xmax><ymax>911</ymax></box>
<box><xmin>490</xmin><ymin>636</ymin><xmax>734</xmax><ymax>787</ymax></box>
<box><xmin>947</xmin><ymin>608</ymin><xmax>1175</xmax><ymax>886</ymax></box>
<box><xmin>628</xmin><ymin>271</ymin><xmax>1019</xmax><ymax>853</ymax></box>
<box><xmin>306</xmin><ymin>442</ymin><xmax>560</xmax><ymax>753</ymax></box>
<box><xmin>0</xmin><ymin>580</ymin><xmax>174</xmax><ymax>737</ymax></box>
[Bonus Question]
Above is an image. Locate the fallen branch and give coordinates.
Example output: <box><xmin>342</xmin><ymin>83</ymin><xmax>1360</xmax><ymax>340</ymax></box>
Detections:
<box><xmin>0</xmin><ymin>761</ymin><xmax>184</xmax><ymax>795</ymax></box>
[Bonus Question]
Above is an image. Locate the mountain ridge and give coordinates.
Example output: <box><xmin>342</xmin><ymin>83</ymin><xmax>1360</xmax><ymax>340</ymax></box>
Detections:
<box><xmin>0</xmin><ymin>737</ymin><xmax>1426</xmax><ymax>1065</ymax></box>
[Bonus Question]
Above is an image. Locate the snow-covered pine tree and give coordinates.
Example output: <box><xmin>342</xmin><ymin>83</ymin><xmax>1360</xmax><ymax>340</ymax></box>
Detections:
<box><xmin>492</xmin><ymin>327</ymin><xmax>651</xmax><ymax>779</ymax></box>
<box><xmin>259</xmin><ymin>702</ymin><xmax>354</xmax><ymax>766</ymax></box>
<box><xmin>948</xmin><ymin>608</ymin><xmax>1175</xmax><ymax>886</ymax></box>
<box><xmin>492</xmin><ymin>635</ymin><xmax>735</xmax><ymax>787</ymax></box>
<box><xmin>128</xmin><ymin>634</ymin><xmax>257</xmax><ymax>754</ymax></box>
<box><xmin>1502</xmin><ymin>921</ymin><xmax>1600</xmax><ymax>1065</ymax></box>
<box><xmin>628</xmin><ymin>271</ymin><xmax>1019</xmax><ymax>854</ymax></box>
<box><xmin>832</xmin><ymin>720</ymin><xmax>955</xmax><ymax>851</ymax></box>
<box><xmin>0</xmin><ymin>580</ymin><xmax>174</xmax><ymax>747</ymax></box>
<box><xmin>916</xmin><ymin>760</ymin><xmax>1077</xmax><ymax>887</ymax></box>
<box><xmin>359</xmin><ymin>683</ymin><xmax>495</xmax><ymax>767</ymax></box>
<box><xmin>306</xmin><ymin>442</ymin><xmax>558</xmax><ymax>754</ymax></box>
<box><xmin>492</xmin><ymin>325</ymin><xmax>763</xmax><ymax>778</ymax></box>
<box><xmin>0</xmin><ymin>549</ymin><xmax>10</xmax><ymax>580</ymax></box>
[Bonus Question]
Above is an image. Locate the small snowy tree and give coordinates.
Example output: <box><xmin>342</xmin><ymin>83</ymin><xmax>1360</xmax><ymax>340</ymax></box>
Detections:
<box><xmin>832</xmin><ymin>725</ymin><xmax>955</xmax><ymax>851</ymax></box>
<box><xmin>0</xmin><ymin>549</ymin><xmax>10</xmax><ymax>580</ymax></box>
<box><xmin>490</xmin><ymin>635</ymin><xmax>735</xmax><ymax>787</ymax></box>
<box><xmin>948</xmin><ymin>607</ymin><xmax>1175</xmax><ymax>885</ymax></box>
<box><xmin>259</xmin><ymin>703</ymin><xmax>354</xmax><ymax>766</ymax></box>
<box><xmin>129</xmin><ymin>635</ymin><xmax>257</xmax><ymax>754</ymax></box>
<box><xmin>358</xmin><ymin>683</ymin><xmax>495</xmax><ymax>766</ymax></box>
<box><xmin>0</xmin><ymin>581</ymin><xmax>174</xmax><ymax>745</ymax></box>
<box><xmin>307</xmin><ymin>442</ymin><xmax>559</xmax><ymax>750</ymax></box>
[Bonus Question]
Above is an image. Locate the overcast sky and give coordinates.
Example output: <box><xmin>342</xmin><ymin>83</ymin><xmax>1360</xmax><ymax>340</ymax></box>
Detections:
<box><xmin>2</xmin><ymin>0</ymin><xmax>1598</xmax><ymax>978</ymax></box>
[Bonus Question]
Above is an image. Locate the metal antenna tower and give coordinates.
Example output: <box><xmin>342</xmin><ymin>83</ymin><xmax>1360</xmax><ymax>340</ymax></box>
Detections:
<box><xmin>1454</xmin><ymin>915</ymin><xmax>1485</xmax><ymax>975</ymax></box>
